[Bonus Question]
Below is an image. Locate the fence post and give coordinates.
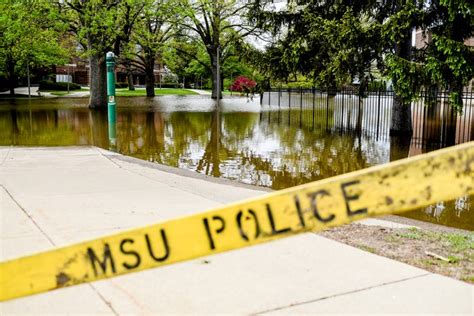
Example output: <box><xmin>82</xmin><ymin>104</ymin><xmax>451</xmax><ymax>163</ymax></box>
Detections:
<box><xmin>312</xmin><ymin>87</ymin><xmax>315</xmax><ymax>130</ymax></box>
<box><xmin>278</xmin><ymin>87</ymin><xmax>281</xmax><ymax>109</ymax></box>
<box><xmin>288</xmin><ymin>87</ymin><xmax>291</xmax><ymax>109</ymax></box>
<box><xmin>376</xmin><ymin>89</ymin><xmax>381</xmax><ymax>138</ymax></box>
<box><xmin>300</xmin><ymin>87</ymin><xmax>303</xmax><ymax>127</ymax></box>
<box><xmin>326</xmin><ymin>89</ymin><xmax>330</xmax><ymax>130</ymax></box>
<box><xmin>268</xmin><ymin>87</ymin><xmax>271</xmax><ymax>106</ymax></box>
<box><xmin>341</xmin><ymin>88</ymin><xmax>345</xmax><ymax>131</ymax></box>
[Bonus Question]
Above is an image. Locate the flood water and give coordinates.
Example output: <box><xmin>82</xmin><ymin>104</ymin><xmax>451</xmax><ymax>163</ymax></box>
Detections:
<box><xmin>0</xmin><ymin>95</ymin><xmax>472</xmax><ymax>230</ymax></box>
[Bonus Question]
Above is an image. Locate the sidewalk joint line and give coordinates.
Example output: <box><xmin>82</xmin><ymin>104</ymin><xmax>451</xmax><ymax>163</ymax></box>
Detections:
<box><xmin>1</xmin><ymin>183</ymin><xmax>119</xmax><ymax>314</ymax></box>
<box><xmin>96</xmin><ymin>148</ymin><xmax>227</xmax><ymax>204</ymax></box>
<box><xmin>252</xmin><ymin>273</ymin><xmax>431</xmax><ymax>315</ymax></box>
<box><xmin>0</xmin><ymin>147</ymin><xmax>12</xmax><ymax>166</ymax></box>
<box><xmin>1</xmin><ymin>184</ymin><xmax>56</xmax><ymax>246</ymax></box>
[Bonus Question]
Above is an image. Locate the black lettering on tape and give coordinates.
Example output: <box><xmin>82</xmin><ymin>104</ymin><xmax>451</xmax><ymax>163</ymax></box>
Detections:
<box><xmin>119</xmin><ymin>238</ymin><xmax>141</xmax><ymax>270</ymax></box>
<box><xmin>307</xmin><ymin>190</ymin><xmax>335</xmax><ymax>223</ymax></box>
<box><xmin>203</xmin><ymin>216</ymin><xmax>226</xmax><ymax>250</ymax></box>
<box><xmin>341</xmin><ymin>180</ymin><xmax>368</xmax><ymax>216</ymax></box>
<box><xmin>293</xmin><ymin>195</ymin><xmax>306</xmax><ymax>228</ymax></box>
<box><xmin>266</xmin><ymin>204</ymin><xmax>291</xmax><ymax>235</ymax></box>
<box><xmin>145</xmin><ymin>229</ymin><xmax>170</xmax><ymax>262</ymax></box>
<box><xmin>236</xmin><ymin>209</ymin><xmax>260</xmax><ymax>241</ymax></box>
<box><xmin>87</xmin><ymin>243</ymin><xmax>116</xmax><ymax>277</ymax></box>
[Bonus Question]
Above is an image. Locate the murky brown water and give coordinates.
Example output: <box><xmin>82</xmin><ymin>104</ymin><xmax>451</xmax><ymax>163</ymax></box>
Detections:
<box><xmin>0</xmin><ymin>96</ymin><xmax>472</xmax><ymax>230</ymax></box>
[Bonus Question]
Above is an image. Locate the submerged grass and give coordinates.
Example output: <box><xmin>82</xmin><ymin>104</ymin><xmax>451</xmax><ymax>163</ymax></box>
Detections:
<box><xmin>116</xmin><ymin>88</ymin><xmax>198</xmax><ymax>96</ymax></box>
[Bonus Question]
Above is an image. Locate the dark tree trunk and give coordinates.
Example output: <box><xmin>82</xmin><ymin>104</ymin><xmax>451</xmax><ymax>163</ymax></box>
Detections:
<box><xmin>210</xmin><ymin>53</ymin><xmax>221</xmax><ymax>100</ymax></box>
<box><xmin>390</xmin><ymin>30</ymin><xmax>413</xmax><ymax>136</ymax></box>
<box><xmin>389</xmin><ymin>135</ymin><xmax>411</xmax><ymax>162</ymax></box>
<box><xmin>145</xmin><ymin>54</ymin><xmax>155</xmax><ymax>97</ymax></box>
<box><xmin>88</xmin><ymin>52</ymin><xmax>107</xmax><ymax>109</ymax></box>
<box><xmin>7</xmin><ymin>58</ymin><xmax>16</xmax><ymax>96</ymax></box>
<box><xmin>126</xmin><ymin>60</ymin><xmax>135</xmax><ymax>91</ymax></box>
<box><xmin>390</xmin><ymin>94</ymin><xmax>413</xmax><ymax>136</ymax></box>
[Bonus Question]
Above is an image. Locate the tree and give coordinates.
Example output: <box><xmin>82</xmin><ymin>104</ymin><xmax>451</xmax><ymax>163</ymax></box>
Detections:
<box><xmin>0</xmin><ymin>0</ymin><xmax>67</xmax><ymax>95</ymax></box>
<box><xmin>62</xmin><ymin>0</ymin><xmax>137</xmax><ymax>108</ymax></box>
<box><xmin>162</xmin><ymin>38</ymin><xmax>211</xmax><ymax>88</ymax></box>
<box><xmin>125</xmin><ymin>0</ymin><xmax>173</xmax><ymax>97</ymax></box>
<box><xmin>172</xmin><ymin>0</ymin><xmax>259</xmax><ymax>99</ymax></box>
<box><xmin>113</xmin><ymin>1</ymin><xmax>146</xmax><ymax>91</ymax></box>
<box><xmin>250</xmin><ymin>0</ymin><xmax>474</xmax><ymax>134</ymax></box>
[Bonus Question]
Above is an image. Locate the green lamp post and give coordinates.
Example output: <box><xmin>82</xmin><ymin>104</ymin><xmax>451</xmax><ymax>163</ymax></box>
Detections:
<box><xmin>106</xmin><ymin>51</ymin><xmax>117</xmax><ymax>148</ymax></box>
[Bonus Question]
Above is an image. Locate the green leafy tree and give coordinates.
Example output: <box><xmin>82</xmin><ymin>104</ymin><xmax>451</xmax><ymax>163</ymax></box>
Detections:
<box><xmin>124</xmin><ymin>0</ymin><xmax>173</xmax><ymax>96</ymax></box>
<box><xmin>0</xmin><ymin>0</ymin><xmax>67</xmax><ymax>95</ymax></box>
<box><xmin>172</xmin><ymin>0</ymin><xmax>259</xmax><ymax>99</ymax></box>
<box><xmin>251</xmin><ymin>0</ymin><xmax>474</xmax><ymax>134</ymax></box>
<box><xmin>62</xmin><ymin>0</ymin><xmax>141</xmax><ymax>108</ymax></box>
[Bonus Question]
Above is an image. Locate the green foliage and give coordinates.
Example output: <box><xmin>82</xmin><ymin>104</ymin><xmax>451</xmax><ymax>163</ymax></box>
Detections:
<box><xmin>0</xmin><ymin>0</ymin><xmax>68</xmax><ymax>86</ymax></box>
<box><xmin>367</xmin><ymin>80</ymin><xmax>387</xmax><ymax>92</ymax></box>
<box><xmin>169</xmin><ymin>0</ymin><xmax>261</xmax><ymax>97</ymax></box>
<box><xmin>39</xmin><ymin>81</ymin><xmax>81</xmax><ymax>91</ymax></box>
<box><xmin>251</xmin><ymin>0</ymin><xmax>474</xmax><ymax>111</ymax></box>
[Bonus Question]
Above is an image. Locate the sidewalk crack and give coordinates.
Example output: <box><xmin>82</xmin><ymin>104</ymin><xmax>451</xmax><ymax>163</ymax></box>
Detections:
<box><xmin>253</xmin><ymin>273</ymin><xmax>431</xmax><ymax>315</ymax></box>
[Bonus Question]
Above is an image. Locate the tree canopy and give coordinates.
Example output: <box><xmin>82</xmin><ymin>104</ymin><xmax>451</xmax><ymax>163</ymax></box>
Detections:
<box><xmin>0</xmin><ymin>0</ymin><xmax>68</xmax><ymax>94</ymax></box>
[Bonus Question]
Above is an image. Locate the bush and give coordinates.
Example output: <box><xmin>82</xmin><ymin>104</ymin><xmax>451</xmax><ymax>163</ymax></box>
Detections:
<box><xmin>39</xmin><ymin>80</ymin><xmax>81</xmax><ymax>91</ymax></box>
<box><xmin>368</xmin><ymin>80</ymin><xmax>387</xmax><ymax>92</ymax></box>
<box><xmin>230</xmin><ymin>76</ymin><xmax>257</xmax><ymax>93</ymax></box>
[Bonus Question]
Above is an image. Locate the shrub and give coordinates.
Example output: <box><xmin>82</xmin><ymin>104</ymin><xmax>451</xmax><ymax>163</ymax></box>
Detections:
<box><xmin>39</xmin><ymin>80</ymin><xmax>81</xmax><ymax>91</ymax></box>
<box><xmin>368</xmin><ymin>80</ymin><xmax>387</xmax><ymax>92</ymax></box>
<box><xmin>230</xmin><ymin>76</ymin><xmax>257</xmax><ymax>93</ymax></box>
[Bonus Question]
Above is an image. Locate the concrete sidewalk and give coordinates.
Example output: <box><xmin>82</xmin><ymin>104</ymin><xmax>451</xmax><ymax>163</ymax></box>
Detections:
<box><xmin>0</xmin><ymin>147</ymin><xmax>472</xmax><ymax>315</ymax></box>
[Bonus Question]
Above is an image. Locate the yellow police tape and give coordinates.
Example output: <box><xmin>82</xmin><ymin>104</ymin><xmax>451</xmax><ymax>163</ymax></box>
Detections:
<box><xmin>1</xmin><ymin>142</ymin><xmax>473</xmax><ymax>301</ymax></box>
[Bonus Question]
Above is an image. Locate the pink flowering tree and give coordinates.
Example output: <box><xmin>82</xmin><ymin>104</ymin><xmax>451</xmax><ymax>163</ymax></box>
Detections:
<box><xmin>230</xmin><ymin>76</ymin><xmax>257</xmax><ymax>95</ymax></box>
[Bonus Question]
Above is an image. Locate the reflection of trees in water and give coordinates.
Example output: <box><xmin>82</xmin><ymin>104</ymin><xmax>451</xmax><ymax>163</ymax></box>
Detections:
<box><xmin>116</xmin><ymin>111</ymin><xmax>167</xmax><ymax>163</ymax></box>
<box><xmin>191</xmin><ymin>110</ymin><xmax>371</xmax><ymax>189</ymax></box>
<box><xmin>0</xmin><ymin>108</ymin><xmax>92</xmax><ymax>146</ymax></box>
<box><xmin>196</xmin><ymin>110</ymin><xmax>222</xmax><ymax>177</ymax></box>
<box><xmin>405</xmin><ymin>195</ymin><xmax>473</xmax><ymax>231</ymax></box>
<box><xmin>232</xmin><ymin>133</ymin><xmax>369</xmax><ymax>190</ymax></box>
<box><xmin>1</xmin><ymin>105</ymin><xmax>471</xmax><ymax>229</ymax></box>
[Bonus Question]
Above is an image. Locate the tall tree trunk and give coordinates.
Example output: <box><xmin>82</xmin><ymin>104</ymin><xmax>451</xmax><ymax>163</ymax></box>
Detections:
<box><xmin>126</xmin><ymin>60</ymin><xmax>135</xmax><ymax>91</ymax></box>
<box><xmin>145</xmin><ymin>54</ymin><xmax>155</xmax><ymax>97</ymax></box>
<box><xmin>390</xmin><ymin>134</ymin><xmax>411</xmax><ymax>162</ymax></box>
<box><xmin>88</xmin><ymin>52</ymin><xmax>107</xmax><ymax>109</ymax></box>
<box><xmin>390</xmin><ymin>94</ymin><xmax>413</xmax><ymax>135</ymax></box>
<box><xmin>390</xmin><ymin>31</ymin><xmax>413</xmax><ymax>136</ymax></box>
<box><xmin>7</xmin><ymin>58</ymin><xmax>16</xmax><ymax>96</ymax></box>
<box><xmin>210</xmin><ymin>53</ymin><xmax>221</xmax><ymax>99</ymax></box>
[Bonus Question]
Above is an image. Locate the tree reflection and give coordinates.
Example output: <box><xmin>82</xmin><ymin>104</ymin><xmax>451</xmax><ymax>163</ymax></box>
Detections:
<box><xmin>0</xmin><ymin>101</ymin><xmax>471</xmax><ymax>230</ymax></box>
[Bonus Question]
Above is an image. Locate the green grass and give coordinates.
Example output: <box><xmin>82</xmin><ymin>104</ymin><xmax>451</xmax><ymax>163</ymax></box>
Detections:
<box><xmin>357</xmin><ymin>244</ymin><xmax>376</xmax><ymax>254</ymax></box>
<box><xmin>461</xmin><ymin>275</ymin><xmax>474</xmax><ymax>282</ymax></box>
<box><xmin>116</xmin><ymin>88</ymin><xmax>198</xmax><ymax>96</ymax></box>
<box><xmin>397</xmin><ymin>227</ymin><xmax>422</xmax><ymax>240</ymax></box>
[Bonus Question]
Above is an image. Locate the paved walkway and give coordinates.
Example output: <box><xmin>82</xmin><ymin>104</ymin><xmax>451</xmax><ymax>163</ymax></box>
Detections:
<box><xmin>188</xmin><ymin>89</ymin><xmax>212</xmax><ymax>95</ymax></box>
<box><xmin>0</xmin><ymin>147</ymin><xmax>472</xmax><ymax>315</ymax></box>
<box><xmin>0</xmin><ymin>86</ymin><xmax>90</xmax><ymax>98</ymax></box>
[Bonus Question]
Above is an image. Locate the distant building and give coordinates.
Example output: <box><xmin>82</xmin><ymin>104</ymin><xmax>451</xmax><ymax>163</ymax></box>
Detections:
<box><xmin>55</xmin><ymin>57</ymin><xmax>171</xmax><ymax>87</ymax></box>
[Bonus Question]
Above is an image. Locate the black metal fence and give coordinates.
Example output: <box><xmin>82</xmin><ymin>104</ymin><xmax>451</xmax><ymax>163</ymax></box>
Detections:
<box><xmin>261</xmin><ymin>87</ymin><xmax>474</xmax><ymax>146</ymax></box>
